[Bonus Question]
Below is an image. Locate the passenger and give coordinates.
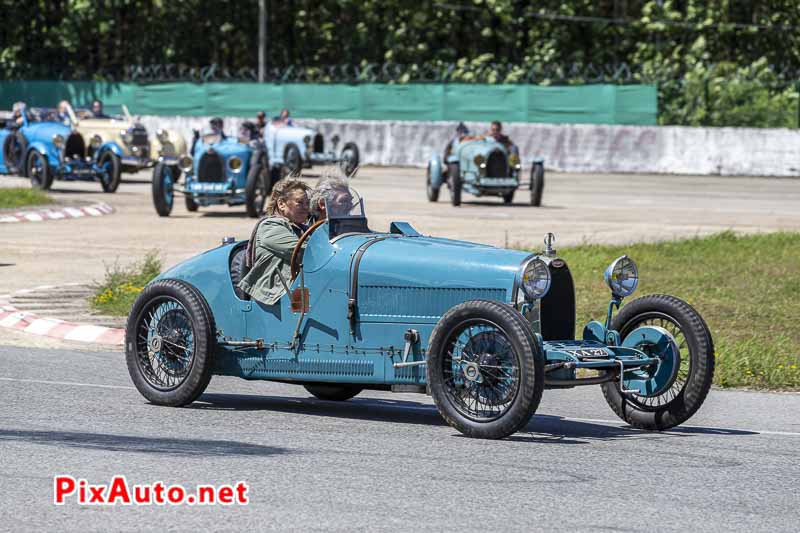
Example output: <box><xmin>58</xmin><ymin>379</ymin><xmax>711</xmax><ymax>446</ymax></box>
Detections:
<box><xmin>10</xmin><ymin>102</ymin><xmax>26</xmax><ymax>126</ymax></box>
<box><xmin>309</xmin><ymin>174</ymin><xmax>353</xmax><ymax>222</ymax></box>
<box><xmin>442</xmin><ymin>121</ymin><xmax>470</xmax><ymax>177</ymax></box>
<box><xmin>486</xmin><ymin>120</ymin><xmax>517</xmax><ymax>154</ymax></box>
<box><xmin>239</xmin><ymin>121</ymin><xmax>258</xmax><ymax>143</ymax></box>
<box><xmin>209</xmin><ymin>117</ymin><xmax>226</xmax><ymax>139</ymax></box>
<box><xmin>272</xmin><ymin>108</ymin><xmax>294</xmax><ymax>127</ymax></box>
<box><xmin>238</xmin><ymin>179</ymin><xmax>312</xmax><ymax>305</ymax></box>
<box><xmin>56</xmin><ymin>100</ymin><xmax>72</xmax><ymax>125</ymax></box>
<box><xmin>255</xmin><ymin>111</ymin><xmax>267</xmax><ymax>138</ymax></box>
<box><xmin>91</xmin><ymin>99</ymin><xmax>109</xmax><ymax>119</ymax></box>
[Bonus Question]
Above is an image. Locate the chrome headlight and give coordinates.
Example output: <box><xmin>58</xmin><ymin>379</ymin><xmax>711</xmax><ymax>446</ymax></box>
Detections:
<box><xmin>52</xmin><ymin>134</ymin><xmax>64</xmax><ymax>148</ymax></box>
<box><xmin>509</xmin><ymin>153</ymin><xmax>521</xmax><ymax>168</ymax></box>
<box><xmin>474</xmin><ymin>154</ymin><xmax>485</xmax><ymax>166</ymax></box>
<box><xmin>90</xmin><ymin>135</ymin><xmax>102</xmax><ymax>149</ymax></box>
<box><xmin>120</xmin><ymin>129</ymin><xmax>133</xmax><ymax>144</ymax></box>
<box><xmin>178</xmin><ymin>155</ymin><xmax>193</xmax><ymax>173</ymax></box>
<box><xmin>303</xmin><ymin>135</ymin><xmax>311</xmax><ymax>147</ymax></box>
<box><xmin>604</xmin><ymin>255</ymin><xmax>639</xmax><ymax>298</ymax></box>
<box><xmin>520</xmin><ymin>257</ymin><xmax>551</xmax><ymax>300</ymax></box>
<box><xmin>156</xmin><ymin>129</ymin><xmax>169</xmax><ymax>143</ymax></box>
<box><xmin>227</xmin><ymin>156</ymin><xmax>243</xmax><ymax>173</ymax></box>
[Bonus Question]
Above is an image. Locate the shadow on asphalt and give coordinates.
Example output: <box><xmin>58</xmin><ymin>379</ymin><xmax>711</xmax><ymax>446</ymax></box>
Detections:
<box><xmin>192</xmin><ymin>393</ymin><xmax>757</xmax><ymax>441</ymax></box>
<box><xmin>0</xmin><ymin>429</ymin><xmax>290</xmax><ymax>457</ymax></box>
<box><xmin>461</xmin><ymin>201</ymin><xmax>565</xmax><ymax>209</ymax></box>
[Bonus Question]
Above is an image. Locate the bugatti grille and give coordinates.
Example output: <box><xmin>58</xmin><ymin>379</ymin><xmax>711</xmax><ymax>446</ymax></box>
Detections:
<box><xmin>198</xmin><ymin>152</ymin><xmax>225</xmax><ymax>182</ymax></box>
<box><xmin>485</xmin><ymin>150</ymin><xmax>508</xmax><ymax>177</ymax></box>
<box><xmin>540</xmin><ymin>261</ymin><xmax>576</xmax><ymax>341</ymax></box>
<box><xmin>313</xmin><ymin>133</ymin><xmax>324</xmax><ymax>153</ymax></box>
<box><xmin>65</xmin><ymin>133</ymin><xmax>85</xmax><ymax>159</ymax></box>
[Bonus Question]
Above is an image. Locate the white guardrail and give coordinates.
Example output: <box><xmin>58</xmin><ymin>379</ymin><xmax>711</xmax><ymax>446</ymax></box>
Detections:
<box><xmin>139</xmin><ymin>116</ymin><xmax>800</xmax><ymax>177</ymax></box>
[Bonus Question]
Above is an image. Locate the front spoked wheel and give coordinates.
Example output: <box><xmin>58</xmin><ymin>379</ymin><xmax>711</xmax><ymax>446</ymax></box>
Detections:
<box><xmin>428</xmin><ymin>300</ymin><xmax>544</xmax><ymax>439</ymax></box>
<box><xmin>601</xmin><ymin>294</ymin><xmax>715</xmax><ymax>430</ymax></box>
<box><xmin>125</xmin><ymin>279</ymin><xmax>216</xmax><ymax>406</ymax></box>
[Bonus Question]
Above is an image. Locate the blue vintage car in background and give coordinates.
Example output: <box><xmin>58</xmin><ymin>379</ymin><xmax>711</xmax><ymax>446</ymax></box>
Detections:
<box><xmin>151</xmin><ymin>128</ymin><xmax>271</xmax><ymax>218</ymax></box>
<box><xmin>265</xmin><ymin>122</ymin><xmax>359</xmax><ymax>177</ymax></box>
<box><xmin>0</xmin><ymin>105</ymin><xmax>122</xmax><ymax>191</ymax></box>
<box><xmin>427</xmin><ymin>137</ymin><xmax>545</xmax><ymax>207</ymax></box>
<box><xmin>125</xmin><ymin>200</ymin><xmax>715</xmax><ymax>439</ymax></box>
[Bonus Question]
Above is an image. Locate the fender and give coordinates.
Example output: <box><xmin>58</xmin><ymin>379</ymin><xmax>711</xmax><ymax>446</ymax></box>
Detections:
<box><xmin>428</xmin><ymin>154</ymin><xmax>444</xmax><ymax>188</ymax></box>
<box><xmin>26</xmin><ymin>142</ymin><xmax>61</xmax><ymax>167</ymax></box>
<box><xmin>96</xmin><ymin>141</ymin><xmax>123</xmax><ymax>159</ymax></box>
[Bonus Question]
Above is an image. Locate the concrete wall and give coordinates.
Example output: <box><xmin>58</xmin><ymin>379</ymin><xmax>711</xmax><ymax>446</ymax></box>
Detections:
<box><xmin>139</xmin><ymin>116</ymin><xmax>800</xmax><ymax>177</ymax></box>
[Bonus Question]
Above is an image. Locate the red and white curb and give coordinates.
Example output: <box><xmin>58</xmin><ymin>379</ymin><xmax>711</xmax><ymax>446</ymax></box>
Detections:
<box><xmin>0</xmin><ymin>202</ymin><xmax>115</xmax><ymax>223</ymax></box>
<box><xmin>0</xmin><ymin>284</ymin><xmax>124</xmax><ymax>345</ymax></box>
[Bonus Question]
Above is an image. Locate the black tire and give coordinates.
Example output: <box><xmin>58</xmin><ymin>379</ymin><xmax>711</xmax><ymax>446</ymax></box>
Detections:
<box><xmin>27</xmin><ymin>150</ymin><xmax>53</xmax><ymax>190</ymax></box>
<box><xmin>98</xmin><ymin>150</ymin><xmax>122</xmax><ymax>193</ymax></box>
<box><xmin>151</xmin><ymin>162</ymin><xmax>175</xmax><ymax>217</ymax></box>
<box><xmin>426</xmin><ymin>162</ymin><xmax>440</xmax><ymax>202</ymax></box>
<box><xmin>502</xmin><ymin>191</ymin><xmax>514</xmax><ymax>204</ymax></box>
<box><xmin>245</xmin><ymin>151</ymin><xmax>271</xmax><ymax>218</ymax></box>
<box><xmin>530</xmin><ymin>163</ymin><xmax>544</xmax><ymax>207</ymax></box>
<box><xmin>304</xmin><ymin>384</ymin><xmax>364</xmax><ymax>401</ymax></box>
<box><xmin>125</xmin><ymin>279</ymin><xmax>216</xmax><ymax>406</ymax></box>
<box><xmin>339</xmin><ymin>142</ymin><xmax>359</xmax><ymax>176</ymax></box>
<box><xmin>427</xmin><ymin>299</ymin><xmax>545</xmax><ymax>439</ymax></box>
<box><xmin>2</xmin><ymin>133</ymin><xmax>25</xmax><ymax>174</ymax></box>
<box><xmin>185</xmin><ymin>195</ymin><xmax>199</xmax><ymax>212</ymax></box>
<box><xmin>601</xmin><ymin>294</ymin><xmax>715</xmax><ymax>430</ymax></box>
<box><xmin>14</xmin><ymin>132</ymin><xmax>28</xmax><ymax>176</ymax></box>
<box><xmin>447</xmin><ymin>162</ymin><xmax>461</xmax><ymax>206</ymax></box>
<box><xmin>283</xmin><ymin>143</ymin><xmax>302</xmax><ymax>177</ymax></box>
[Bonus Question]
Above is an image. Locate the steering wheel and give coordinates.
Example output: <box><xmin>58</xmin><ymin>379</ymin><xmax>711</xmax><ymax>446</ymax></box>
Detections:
<box><xmin>290</xmin><ymin>219</ymin><xmax>327</xmax><ymax>280</ymax></box>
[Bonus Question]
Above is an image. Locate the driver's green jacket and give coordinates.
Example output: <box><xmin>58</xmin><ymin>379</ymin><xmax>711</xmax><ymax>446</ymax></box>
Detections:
<box><xmin>238</xmin><ymin>216</ymin><xmax>305</xmax><ymax>305</ymax></box>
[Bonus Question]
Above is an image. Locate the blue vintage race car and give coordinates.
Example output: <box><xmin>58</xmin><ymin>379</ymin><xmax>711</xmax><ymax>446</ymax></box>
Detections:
<box><xmin>126</xmin><ymin>200</ymin><xmax>715</xmax><ymax>439</ymax></box>
<box><xmin>428</xmin><ymin>137</ymin><xmax>545</xmax><ymax>206</ymax></box>
<box><xmin>265</xmin><ymin>123</ymin><xmax>359</xmax><ymax>177</ymax></box>
<box><xmin>151</xmin><ymin>129</ymin><xmax>271</xmax><ymax>218</ymax></box>
<box><xmin>0</xmin><ymin>106</ymin><xmax>122</xmax><ymax>192</ymax></box>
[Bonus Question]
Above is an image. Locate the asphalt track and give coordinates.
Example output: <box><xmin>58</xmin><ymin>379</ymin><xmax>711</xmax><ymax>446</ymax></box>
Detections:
<box><xmin>1</xmin><ymin>344</ymin><xmax>799</xmax><ymax>532</ymax></box>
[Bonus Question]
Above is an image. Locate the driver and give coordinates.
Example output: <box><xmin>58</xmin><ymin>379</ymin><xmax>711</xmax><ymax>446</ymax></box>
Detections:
<box><xmin>486</xmin><ymin>120</ymin><xmax>517</xmax><ymax>154</ymax></box>
<box><xmin>91</xmin><ymin>99</ymin><xmax>109</xmax><ymax>119</ymax></box>
<box><xmin>308</xmin><ymin>175</ymin><xmax>353</xmax><ymax>222</ymax></box>
<box><xmin>238</xmin><ymin>179</ymin><xmax>311</xmax><ymax>305</ymax></box>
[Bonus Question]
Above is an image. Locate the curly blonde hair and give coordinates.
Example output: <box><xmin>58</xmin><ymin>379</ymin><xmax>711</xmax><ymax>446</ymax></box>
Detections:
<box><xmin>266</xmin><ymin>178</ymin><xmax>311</xmax><ymax>216</ymax></box>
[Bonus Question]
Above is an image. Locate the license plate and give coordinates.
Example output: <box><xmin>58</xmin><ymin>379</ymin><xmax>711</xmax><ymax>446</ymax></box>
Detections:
<box><xmin>567</xmin><ymin>348</ymin><xmax>609</xmax><ymax>358</ymax></box>
<box><xmin>190</xmin><ymin>182</ymin><xmax>228</xmax><ymax>193</ymax></box>
<box><xmin>480</xmin><ymin>178</ymin><xmax>517</xmax><ymax>186</ymax></box>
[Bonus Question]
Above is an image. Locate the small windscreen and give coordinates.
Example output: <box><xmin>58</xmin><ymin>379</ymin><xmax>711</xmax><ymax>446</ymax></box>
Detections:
<box><xmin>201</xmin><ymin>132</ymin><xmax>222</xmax><ymax>145</ymax></box>
<box><xmin>326</xmin><ymin>189</ymin><xmax>370</xmax><ymax>238</ymax></box>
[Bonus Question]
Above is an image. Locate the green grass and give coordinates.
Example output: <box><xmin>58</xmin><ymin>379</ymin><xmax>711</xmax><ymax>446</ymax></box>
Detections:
<box><xmin>0</xmin><ymin>187</ymin><xmax>52</xmax><ymax>209</ymax></box>
<box><xmin>533</xmin><ymin>231</ymin><xmax>800</xmax><ymax>390</ymax></box>
<box><xmin>91</xmin><ymin>252</ymin><xmax>162</xmax><ymax>317</ymax></box>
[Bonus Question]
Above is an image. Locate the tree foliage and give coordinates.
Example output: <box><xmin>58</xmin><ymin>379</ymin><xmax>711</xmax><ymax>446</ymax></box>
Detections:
<box><xmin>2</xmin><ymin>0</ymin><xmax>799</xmax><ymax>126</ymax></box>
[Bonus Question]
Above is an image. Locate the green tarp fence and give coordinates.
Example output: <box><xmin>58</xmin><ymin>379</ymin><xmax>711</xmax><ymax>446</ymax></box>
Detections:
<box><xmin>0</xmin><ymin>81</ymin><xmax>657</xmax><ymax>125</ymax></box>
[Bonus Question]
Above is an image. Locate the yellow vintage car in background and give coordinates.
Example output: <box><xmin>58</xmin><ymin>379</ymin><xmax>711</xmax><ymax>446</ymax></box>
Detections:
<box><xmin>72</xmin><ymin>104</ymin><xmax>187</xmax><ymax>177</ymax></box>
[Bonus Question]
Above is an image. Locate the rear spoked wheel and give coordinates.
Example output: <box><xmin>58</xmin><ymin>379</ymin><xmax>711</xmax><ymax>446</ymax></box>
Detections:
<box><xmin>601</xmin><ymin>294</ymin><xmax>715</xmax><ymax>430</ymax></box>
<box><xmin>428</xmin><ymin>300</ymin><xmax>544</xmax><ymax>439</ymax></box>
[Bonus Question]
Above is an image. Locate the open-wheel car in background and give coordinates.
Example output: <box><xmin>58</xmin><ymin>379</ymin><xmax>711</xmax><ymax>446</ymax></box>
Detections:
<box><xmin>72</xmin><ymin>104</ymin><xmax>187</xmax><ymax>178</ymax></box>
<box><xmin>126</xmin><ymin>193</ymin><xmax>715</xmax><ymax>439</ymax></box>
<box><xmin>265</xmin><ymin>121</ymin><xmax>359</xmax><ymax>178</ymax></box>
<box><xmin>151</xmin><ymin>122</ymin><xmax>272</xmax><ymax>218</ymax></box>
<box><xmin>427</xmin><ymin>131</ymin><xmax>544</xmax><ymax>207</ymax></box>
<box><xmin>0</xmin><ymin>104</ymin><xmax>125</xmax><ymax>192</ymax></box>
